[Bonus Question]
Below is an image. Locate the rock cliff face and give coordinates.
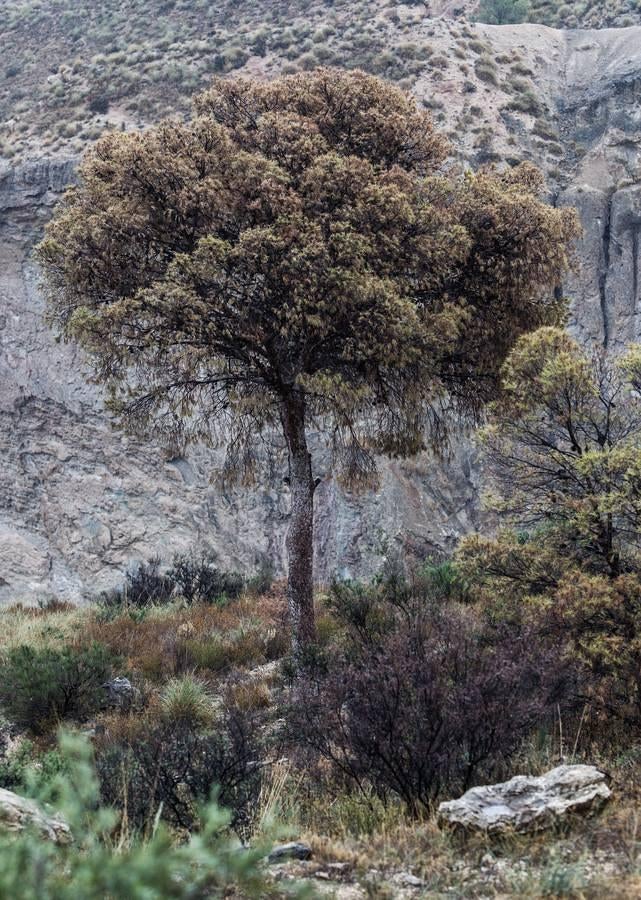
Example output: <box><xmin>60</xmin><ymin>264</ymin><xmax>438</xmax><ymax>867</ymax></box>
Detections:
<box><xmin>2</xmin><ymin>23</ymin><xmax>641</xmax><ymax>603</ymax></box>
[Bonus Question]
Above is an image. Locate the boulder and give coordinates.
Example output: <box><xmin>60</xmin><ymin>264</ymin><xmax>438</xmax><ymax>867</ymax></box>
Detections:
<box><xmin>0</xmin><ymin>787</ymin><xmax>71</xmax><ymax>844</ymax></box>
<box><xmin>267</xmin><ymin>841</ymin><xmax>313</xmax><ymax>864</ymax></box>
<box><xmin>438</xmin><ymin>765</ymin><xmax>611</xmax><ymax>834</ymax></box>
<box><xmin>102</xmin><ymin>676</ymin><xmax>141</xmax><ymax>711</ymax></box>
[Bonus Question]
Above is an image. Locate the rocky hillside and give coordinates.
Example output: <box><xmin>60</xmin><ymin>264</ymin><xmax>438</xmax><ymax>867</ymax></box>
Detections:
<box><xmin>3</xmin><ymin>0</ymin><xmax>641</xmax><ymax>164</ymax></box>
<box><xmin>2</xmin><ymin>2</ymin><xmax>641</xmax><ymax>603</ymax></box>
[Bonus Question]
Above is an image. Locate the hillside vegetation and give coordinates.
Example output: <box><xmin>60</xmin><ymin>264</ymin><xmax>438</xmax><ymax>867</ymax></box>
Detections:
<box><xmin>476</xmin><ymin>0</ymin><xmax>641</xmax><ymax>27</ymax></box>
<box><xmin>0</xmin><ymin>0</ymin><xmax>443</xmax><ymax>161</ymax></box>
<box><xmin>2</xmin><ymin>0</ymin><xmax>641</xmax><ymax>164</ymax></box>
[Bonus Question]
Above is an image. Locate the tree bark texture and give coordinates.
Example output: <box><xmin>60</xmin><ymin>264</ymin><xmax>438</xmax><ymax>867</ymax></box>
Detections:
<box><xmin>281</xmin><ymin>394</ymin><xmax>316</xmax><ymax>649</ymax></box>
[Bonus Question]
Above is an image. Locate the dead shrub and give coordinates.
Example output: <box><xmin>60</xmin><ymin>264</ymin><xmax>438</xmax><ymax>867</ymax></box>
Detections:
<box><xmin>286</xmin><ymin>576</ymin><xmax>576</xmax><ymax>814</ymax></box>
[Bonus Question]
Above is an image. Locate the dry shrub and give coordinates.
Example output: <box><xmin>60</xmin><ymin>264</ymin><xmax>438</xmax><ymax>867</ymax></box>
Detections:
<box><xmin>287</xmin><ymin>576</ymin><xmax>576</xmax><ymax>814</ymax></box>
<box><xmin>6</xmin><ymin>600</ymin><xmax>75</xmax><ymax>616</ymax></box>
<box><xmin>86</xmin><ymin>594</ymin><xmax>289</xmax><ymax>679</ymax></box>
<box><xmin>229</xmin><ymin>679</ymin><xmax>272</xmax><ymax>712</ymax></box>
<box><xmin>94</xmin><ymin>706</ymin><xmax>162</xmax><ymax>747</ymax></box>
<box><xmin>96</xmin><ymin>702</ymin><xmax>265</xmax><ymax>837</ymax></box>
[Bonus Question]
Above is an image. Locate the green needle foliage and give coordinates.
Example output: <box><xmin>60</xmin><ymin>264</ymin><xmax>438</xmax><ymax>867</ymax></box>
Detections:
<box><xmin>459</xmin><ymin>328</ymin><xmax>641</xmax><ymax>726</ymax></box>
<box><xmin>37</xmin><ymin>68</ymin><xmax>578</xmax><ymax>647</ymax></box>
<box><xmin>0</xmin><ymin>732</ymin><xmax>290</xmax><ymax>900</ymax></box>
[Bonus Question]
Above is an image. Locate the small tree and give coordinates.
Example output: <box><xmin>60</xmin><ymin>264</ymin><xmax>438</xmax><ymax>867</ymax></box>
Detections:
<box><xmin>477</xmin><ymin>328</ymin><xmax>641</xmax><ymax>578</ymax></box>
<box><xmin>476</xmin><ymin>0</ymin><xmax>531</xmax><ymax>25</ymax></box>
<box><xmin>37</xmin><ymin>69</ymin><xmax>577</xmax><ymax>648</ymax></box>
<box><xmin>458</xmin><ymin>328</ymin><xmax>641</xmax><ymax>725</ymax></box>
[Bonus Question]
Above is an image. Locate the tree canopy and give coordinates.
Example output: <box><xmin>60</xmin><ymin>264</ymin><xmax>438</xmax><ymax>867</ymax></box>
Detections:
<box><xmin>458</xmin><ymin>329</ymin><xmax>641</xmax><ymax>723</ymax></box>
<box><xmin>477</xmin><ymin>327</ymin><xmax>641</xmax><ymax>577</ymax></box>
<box><xmin>37</xmin><ymin>68</ymin><xmax>579</xmax><ymax>646</ymax></box>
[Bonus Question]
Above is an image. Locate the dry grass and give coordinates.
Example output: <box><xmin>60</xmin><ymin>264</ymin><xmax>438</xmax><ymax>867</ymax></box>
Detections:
<box><xmin>228</xmin><ymin>679</ymin><xmax>272</xmax><ymax>712</ymax></box>
<box><xmin>5</xmin><ymin>596</ymin><xmax>641</xmax><ymax>896</ymax></box>
<box><xmin>0</xmin><ymin>603</ymin><xmax>91</xmax><ymax>652</ymax></box>
<box><xmin>84</xmin><ymin>591</ymin><xmax>289</xmax><ymax>680</ymax></box>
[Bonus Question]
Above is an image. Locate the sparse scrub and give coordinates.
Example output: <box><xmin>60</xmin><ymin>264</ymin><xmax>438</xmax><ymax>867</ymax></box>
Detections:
<box><xmin>86</xmin><ymin>593</ymin><xmax>288</xmax><ymax>679</ymax></box>
<box><xmin>0</xmin><ymin>643</ymin><xmax>114</xmax><ymax>734</ymax></box>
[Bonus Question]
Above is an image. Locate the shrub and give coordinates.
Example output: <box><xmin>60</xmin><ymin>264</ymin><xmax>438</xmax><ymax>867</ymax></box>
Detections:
<box><xmin>229</xmin><ymin>679</ymin><xmax>272</xmax><ymax>712</ymax></box>
<box><xmin>102</xmin><ymin>553</ymin><xmax>249</xmax><ymax>610</ymax></box>
<box><xmin>506</xmin><ymin>90</ymin><xmax>542</xmax><ymax>116</ymax></box>
<box><xmin>417</xmin><ymin>558</ymin><xmax>471</xmax><ymax>603</ymax></box>
<box><xmin>87</xmin><ymin>93</ymin><xmax>109</xmax><ymax>114</ymax></box>
<box><xmin>246</xmin><ymin>560</ymin><xmax>275</xmax><ymax>597</ymax></box>
<box><xmin>287</xmin><ymin>576</ymin><xmax>574</xmax><ymax>813</ymax></box>
<box><xmin>0</xmin><ymin>732</ymin><xmax>271</xmax><ymax>899</ymax></box>
<box><xmin>168</xmin><ymin>552</ymin><xmax>244</xmax><ymax>604</ymax></box>
<box><xmin>96</xmin><ymin>704</ymin><xmax>265</xmax><ymax>836</ymax></box>
<box><xmin>160</xmin><ymin>675</ymin><xmax>214</xmax><ymax>728</ymax></box>
<box><xmin>101</xmin><ymin>557</ymin><xmax>175</xmax><ymax>609</ymax></box>
<box><xmin>476</xmin><ymin>0</ymin><xmax>531</xmax><ymax>24</ymax></box>
<box><xmin>180</xmin><ymin>622</ymin><xmax>286</xmax><ymax>674</ymax></box>
<box><xmin>0</xmin><ymin>738</ymin><xmax>69</xmax><ymax>794</ymax></box>
<box><xmin>475</xmin><ymin>58</ymin><xmax>499</xmax><ymax>85</ymax></box>
<box><xmin>524</xmin><ymin>569</ymin><xmax>641</xmax><ymax>729</ymax></box>
<box><xmin>0</xmin><ymin>643</ymin><xmax>114</xmax><ymax>734</ymax></box>
<box><xmin>0</xmin><ymin>732</ymin><xmax>36</xmax><ymax>792</ymax></box>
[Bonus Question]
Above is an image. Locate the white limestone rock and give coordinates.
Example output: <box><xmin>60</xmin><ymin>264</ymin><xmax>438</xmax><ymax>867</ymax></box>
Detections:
<box><xmin>0</xmin><ymin>787</ymin><xmax>71</xmax><ymax>844</ymax></box>
<box><xmin>438</xmin><ymin>765</ymin><xmax>611</xmax><ymax>834</ymax></box>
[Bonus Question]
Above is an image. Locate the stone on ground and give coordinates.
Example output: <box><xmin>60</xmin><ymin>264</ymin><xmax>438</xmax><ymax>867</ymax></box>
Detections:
<box><xmin>438</xmin><ymin>765</ymin><xmax>611</xmax><ymax>834</ymax></box>
<box><xmin>267</xmin><ymin>841</ymin><xmax>313</xmax><ymax>863</ymax></box>
<box><xmin>0</xmin><ymin>787</ymin><xmax>71</xmax><ymax>844</ymax></box>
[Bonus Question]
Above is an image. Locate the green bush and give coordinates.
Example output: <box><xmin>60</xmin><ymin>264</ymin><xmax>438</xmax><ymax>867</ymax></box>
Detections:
<box><xmin>160</xmin><ymin>675</ymin><xmax>214</xmax><ymax>728</ymax></box>
<box><xmin>476</xmin><ymin>0</ymin><xmax>531</xmax><ymax>24</ymax></box>
<box><xmin>0</xmin><ymin>739</ymin><xmax>32</xmax><ymax>791</ymax></box>
<box><xmin>0</xmin><ymin>732</ymin><xmax>279</xmax><ymax>900</ymax></box>
<box><xmin>0</xmin><ymin>643</ymin><xmax>114</xmax><ymax>734</ymax></box>
<box><xmin>417</xmin><ymin>559</ymin><xmax>471</xmax><ymax>603</ymax></box>
<box><xmin>0</xmin><ymin>737</ymin><xmax>68</xmax><ymax>794</ymax></box>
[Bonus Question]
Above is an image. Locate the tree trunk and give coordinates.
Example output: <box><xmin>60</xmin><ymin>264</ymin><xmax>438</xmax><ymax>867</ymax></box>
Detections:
<box><xmin>281</xmin><ymin>393</ymin><xmax>316</xmax><ymax>650</ymax></box>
